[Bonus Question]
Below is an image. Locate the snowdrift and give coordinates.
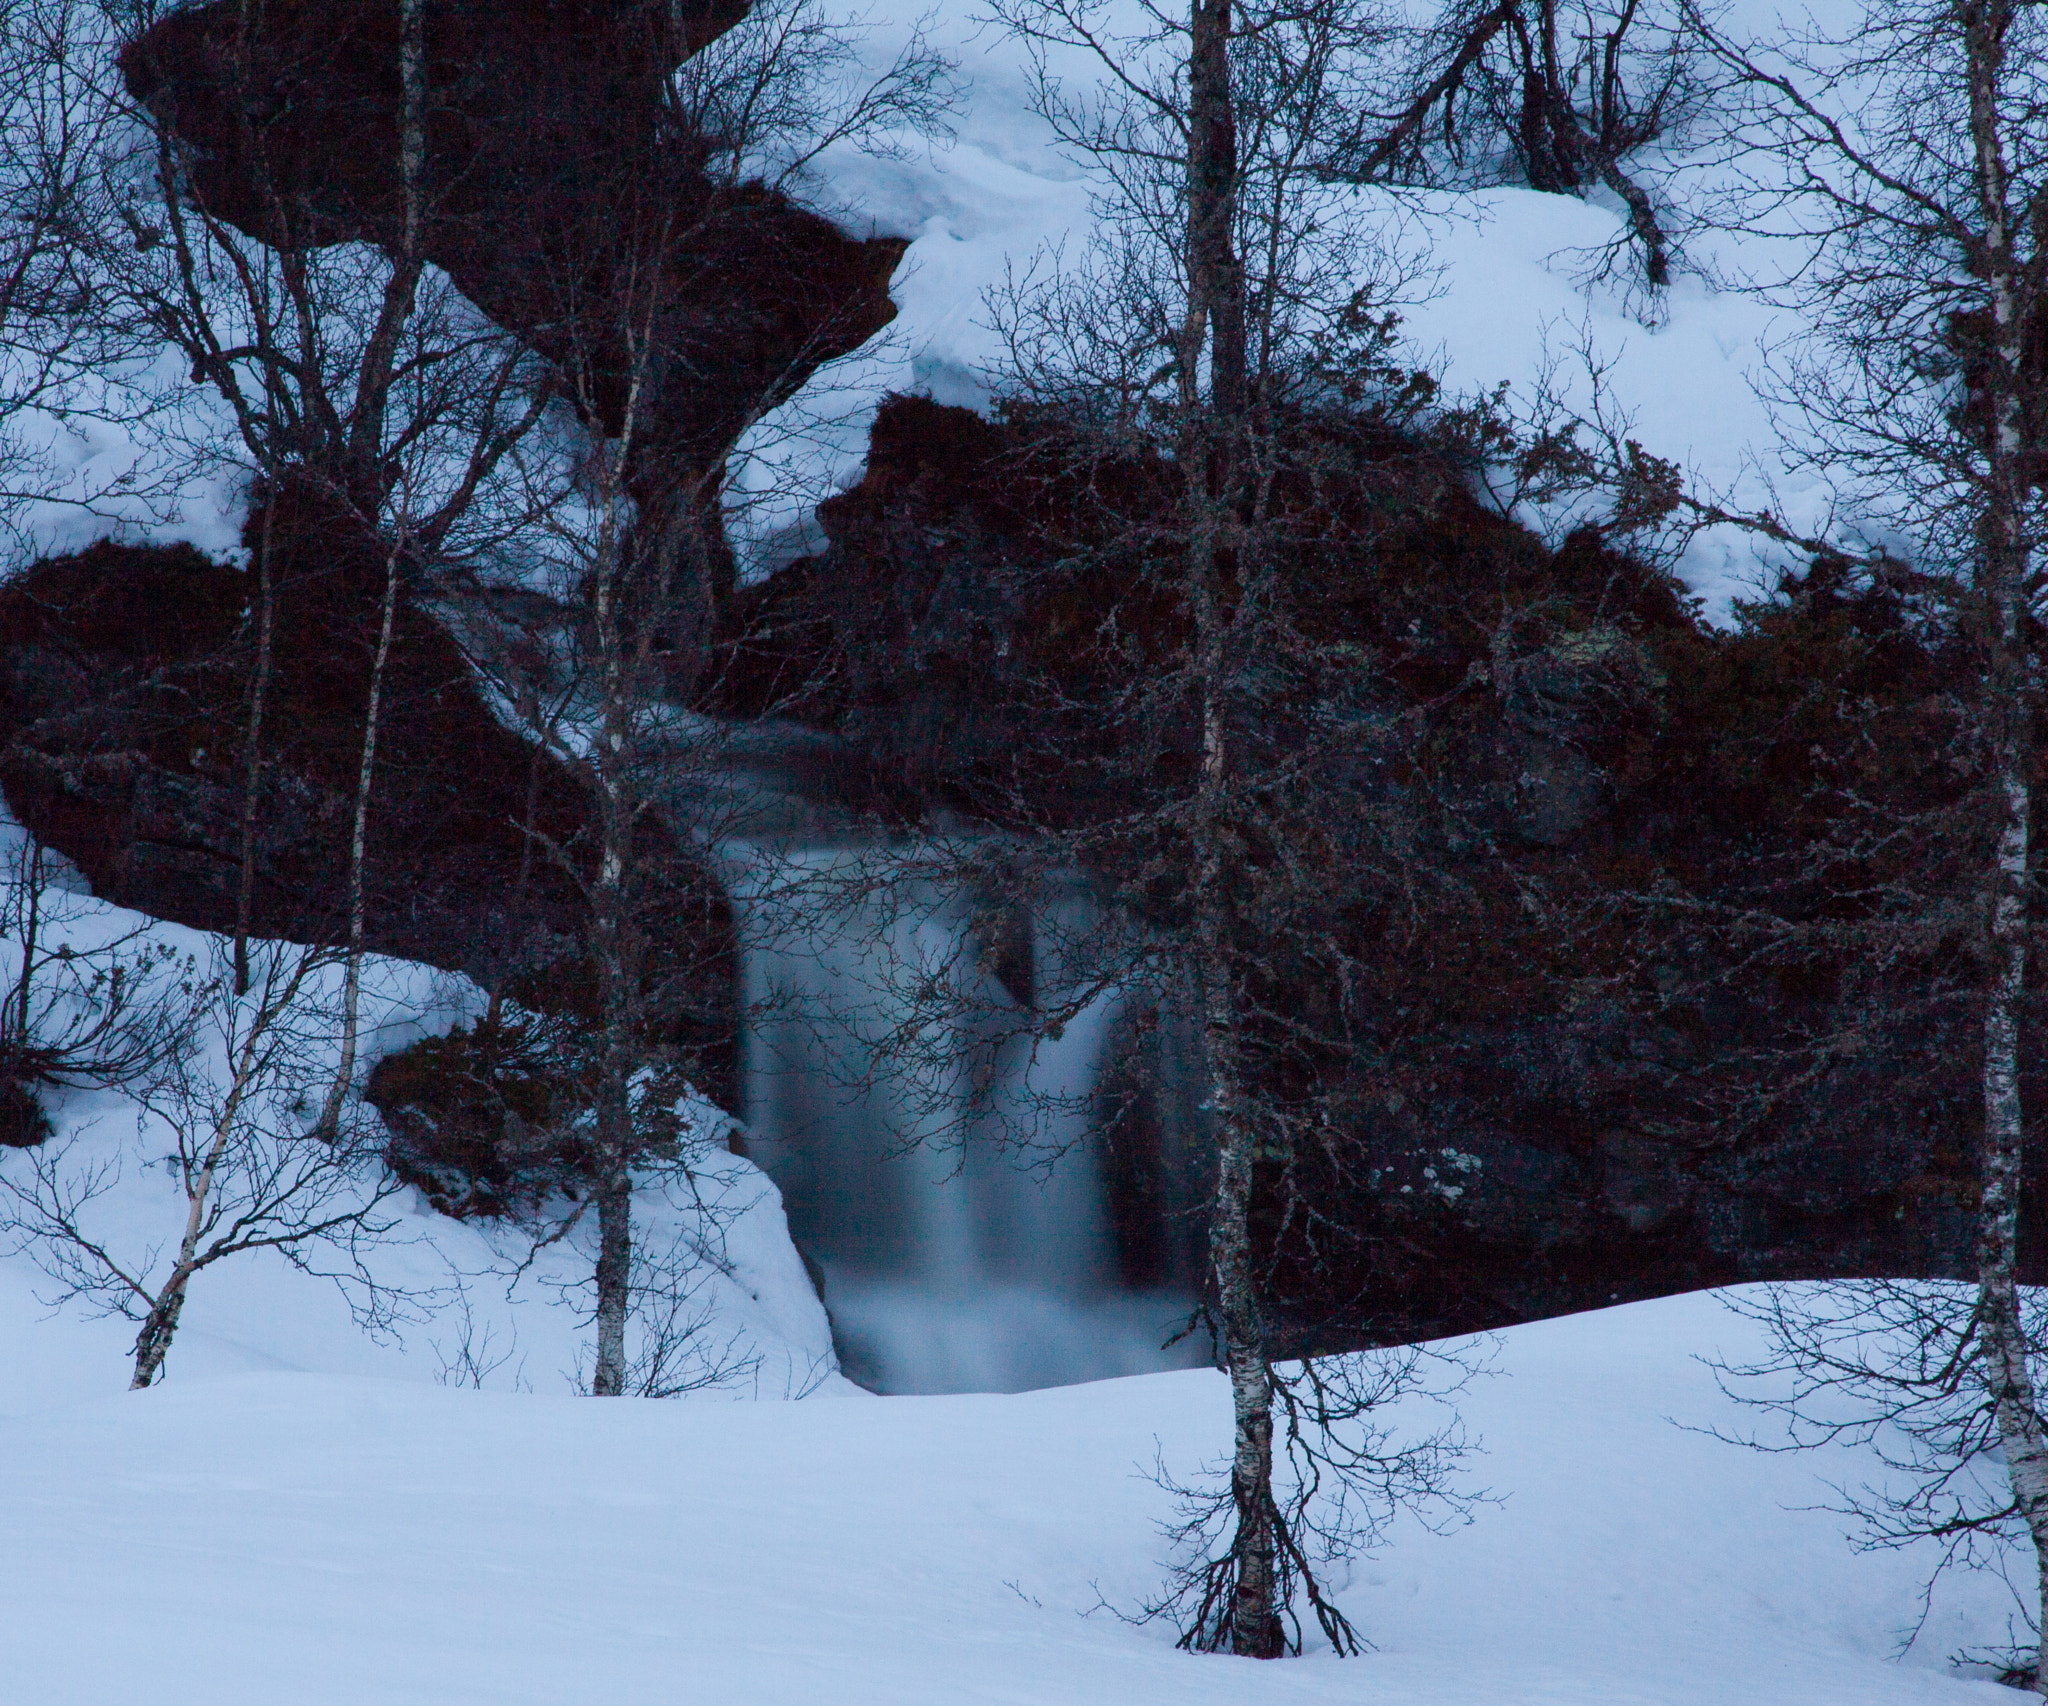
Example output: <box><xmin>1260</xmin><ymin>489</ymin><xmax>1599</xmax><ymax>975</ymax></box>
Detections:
<box><xmin>0</xmin><ymin>1288</ymin><xmax>2026</xmax><ymax>1706</ymax></box>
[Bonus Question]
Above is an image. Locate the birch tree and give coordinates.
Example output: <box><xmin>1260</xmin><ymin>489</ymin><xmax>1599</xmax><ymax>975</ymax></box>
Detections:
<box><xmin>978</xmin><ymin>0</ymin><xmax>1479</xmax><ymax>1655</ymax></box>
<box><xmin>109</xmin><ymin>0</ymin><xmax>552</xmax><ymax>1058</ymax></box>
<box><xmin>0</xmin><ymin>928</ymin><xmax>410</xmax><ymax>1388</ymax></box>
<box><xmin>0</xmin><ymin>0</ymin><xmax>186</xmax><ymax>560</ymax></box>
<box><xmin>1665</xmin><ymin>0</ymin><xmax>2048</xmax><ymax>1683</ymax></box>
<box><xmin>1343</xmin><ymin>0</ymin><xmax>1707</xmax><ymax>291</ymax></box>
<box><xmin>461</xmin><ymin>0</ymin><xmax>952</xmax><ymax>1397</ymax></box>
<box><xmin>0</xmin><ymin>830</ymin><xmax>186</xmax><ymax>1146</ymax></box>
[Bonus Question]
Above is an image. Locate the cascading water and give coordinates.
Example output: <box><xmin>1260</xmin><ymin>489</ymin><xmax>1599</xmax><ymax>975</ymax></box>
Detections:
<box><xmin>723</xmin><ymin>839</ymin><xmax>1212</xmax><ymax>1394</ymax></box>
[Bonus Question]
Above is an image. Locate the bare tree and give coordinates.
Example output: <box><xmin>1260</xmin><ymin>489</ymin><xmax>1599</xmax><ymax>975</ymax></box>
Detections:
<box><xmin>0</xmin><ymin>830</ymin><xmax>186</xmax><ymax>1146</ymax></box>
<box><xmin>457</xmin><ymin>0</ymin><xmax>952</xmax><ymax>1397</ymax></box>
<box><xmin>960</xmin><ymin>0</ymin><xmax>1484</xmax><ymax>1655</ymax></box>
<box><xmin>1632</xmin><ymin>0</ymin><xmax>2048</xmax><ymax>1685</ymax></box>
<box><xmin>1712</xmin><ymin>1280</ymin><xmax>2048</xmax><ymax>1685</ymax></box>
<box><xmin>82</xmin><ymin>0</ymin><xmax>560</xmax><ymax>1045</ymax></box>
<box><xmin>0</xmin><ymin>925</ymin><xmax>412</xmax><ymax>1389</ymax></box>
<box><xmin>1343</xmin><ymin>0</ymin><xmax>1707</xmax><ymax>292</ymax></box>
<box><xmin>0</xmin><ymin>0</ymin><xmax>188</xmax><ymax>560</ymax></box>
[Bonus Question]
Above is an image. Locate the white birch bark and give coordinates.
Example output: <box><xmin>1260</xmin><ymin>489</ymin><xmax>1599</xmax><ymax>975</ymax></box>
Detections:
<box><xmin>312</xmin><ymin>531</ymin><xmax>403</xmax><ymax>1143</ymax></box>
<box><xmin>233</xmin><ymin>493</ymin><xmax>276</xmax><ymax>998</ymax></box>
<box><xmin>129</xmin><ymin>965</ymin><xmax>290</xmax><ymax>1388</ymax></box>
<box><xmin>312</xmin><ymin>0</ymin><xmax>426</xmax><ymax>1142</ymax></box>
<box><xmin>1184</xmin><ymin>0</ymin><xmax>1281</xmax><ymax>1652</ymax></box>
<box><xmin>587</xmin><ymin>343</ymin><xmax>651</xmax><ymax>1399</ymax></box>
<box><xmin>1963</xmin><ymin>3</ymin><xmax>2048</xmax><ymax>1688</ymax></box>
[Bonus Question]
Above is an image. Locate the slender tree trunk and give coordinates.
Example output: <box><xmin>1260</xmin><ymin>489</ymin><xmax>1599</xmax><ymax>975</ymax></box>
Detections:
<box><xmin>233</xmin><ymin>493</ymin><xmax>277</xmax><ymax>997</ymax></box>
<box><xmin>485</xmin><ymin>743</ymin><xmax>545</xmax><ymax>1031</ymax></box>
<box><xmin>312</xmin><ymin>0</ymin><xmax>427</xmax><ymax>1140</ymax></box>
<box><xmin>589</xmin><ymin>720</ymin><xmax>636</xmax><ymax>1398</ymax></box>
<box><xmin>3</xmin><ymin>837</ymin><xmax>44</xmax><ymax>1091</ymax></box>
<box><xmin>591</xmin><ymin>1111</ymin><xmax>633</xmax><ymax>1395</ymax></box>
<box><xmin>1964</xmin><ymin>5</ymin><xmax>2048</xmax><ymax>1689</ymax></box>
<box><xmin>1978</xmin><ymin>691</ymin><xmax>2048</xmax><ymax>1694</ymax></box>
<box><xmin>587</xmin><ymin>786</ymin><xmax>637</xmax><ymax>1399</ymax></box>
<box><xmin>129</xmin><ymin>1268</ymin><xmax>193</xmax><ymax>1388</ymax></box>
<box><xmin>344</xmin><ymin>0</ymin><xmax>427</xmax><ymax>509</ymax></box>
<box><xmin>1597</xmin><ymin>160</ymin><xmax>1669</xmax><ymax>286</ymax></box>
<box><xmin>1189</xmin><ymin>0</ymin><xmax>1245</xmax><ymax>421</ymax></box>
<box><xmin>313</xmin><ymin>534</ymin><xmax>403</xmax><ymax>1142</ymax></box>
<box><xmin>130</xmin><ymin>1096</ymin><xmax>241</xmax><ymax>1388</ymax></box>
<box><xmin>15</xmin><ymin>834</ymin><xmax>41</xmax><ymax>1041</ymax></box>
<box><xmin>1185</xmin><ymin>0</ymin><xmax>1279</xmax><ymax>1655</ymax></box>
<box><xmin>588</xmin><ymin>427</ymin><xmax>640</xmax><ymax>1398</ymax></box>
<box><xmin>1191</xmin><ymin>585</ymin><xmax>1281</xmax><ymax>1658</ymax></box>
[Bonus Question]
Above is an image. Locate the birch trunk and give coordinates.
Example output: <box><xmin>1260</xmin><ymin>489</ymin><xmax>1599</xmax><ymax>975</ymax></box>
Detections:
<box><xmin>1193</xmin><ymin>753</ymin><xmax>1281</xmax><ymax>1657</ymax></box>
<box><xmin>129</xmin><ymin>997</ymin><xmax>271</xmax><ymax>1388</ymax></box>
<box><xmin>589</xmin><ymin>663</ymin><xmax>636</xmax><ymax>1396</ymax></box>
<box><xmin>587</xmin><ymin>413</ymin><xmax>640</xmax><ymax>1399</ymax></box>
<box><xmin>1184</xmin><ymin>0</ymin><xmax>1281</xmax><ymax>1654</ymax></box>
<box><xmin>1964</xmin><ymin>4</ymin><xmax>2048</xmax><ymax>1689</ymax></box>
<box><xmin>312</xmin><ymin>0</ymin><xmax>426</xmax><ymax>1141</ymax></box>
<box><xmin>130</xmin><ymin>1109</ymin><xmax>237</xmax><ymax>1387</ymax></box>
<box><xmin>313</xmin><ymin>534</ymin><xmax>402</xmax><ymax>1142</ymax></box>
<box><xmin>14</xmin><ymin>835</ymin><xmax>41</xmax><ymax>1045</ymax></box>
<box><xmin>232</xmin><ymin>494</ymin><xmax>276</xmax><ymax>998</ymax></box>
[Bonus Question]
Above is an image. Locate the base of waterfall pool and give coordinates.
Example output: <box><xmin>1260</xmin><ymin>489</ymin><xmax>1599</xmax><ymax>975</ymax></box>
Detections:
<box><xmin>821</xmin><ymin>1276</ymin><xmax>1211</xmax><ymax>1394</ymax></box>
<box><xmin>730</xmin><ymin>844</ymin><xmax>1215</xmax><ymax>1396</ymax></box>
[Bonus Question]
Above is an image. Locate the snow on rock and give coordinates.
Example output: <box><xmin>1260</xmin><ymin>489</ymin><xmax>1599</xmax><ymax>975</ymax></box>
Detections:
<box><xmin>0</xmin><ymin>6</ymin><xmax>1835</xmax><ymax>628</ymax></box>
<box><xmin>4</xmin><ymin>351</ymin><xmax>252</xmax><ymax>566</ymax></box>
<box><xmin>0</xmin><ymin>1287</ymin><xmax>2024</xmax><ymax>1705</ymax></box>
<box><xmin>727</xmin><ymin>3</ymin><xmax>1824</xmax><ymax>625</ymax></box>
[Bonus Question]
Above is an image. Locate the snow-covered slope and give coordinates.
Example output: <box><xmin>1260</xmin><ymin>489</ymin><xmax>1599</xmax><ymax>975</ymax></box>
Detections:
<box><xmin>0</xmin><ymin>818</ymin><xmax>842</xmax><ymax>1410</ymax></box>
<box><xmin>8</xmin><ymin>4</ymin><xmax>1831</xmax><ymax>629</ymax></box>
<box><xmin>0</xmin><ymin>1288</ymin><xmax>2023</xmax><ymax>1705</ymax></box>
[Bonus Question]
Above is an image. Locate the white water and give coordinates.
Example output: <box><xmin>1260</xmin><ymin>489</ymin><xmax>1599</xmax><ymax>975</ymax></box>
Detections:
<box><xmin>726</xmin><ymin>843</ymin><xmax>1211</xmax><ymax>1394</ymax></box>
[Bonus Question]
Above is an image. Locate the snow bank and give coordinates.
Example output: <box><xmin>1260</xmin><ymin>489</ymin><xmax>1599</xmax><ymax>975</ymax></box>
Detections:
<box><xmin>0</xmin><ymin>1</ymin><xmax>1844</xmax><ymax>630</ymax></box>
<box><xmin>0</xmin><ymin>823</ymin><xmax>842</xmax><ymax>1410</ymax></box>
<box><xmin>0</xmin><ymin>1288</ymin><xmax>2024</xmax><ymax>1704</ymax></box>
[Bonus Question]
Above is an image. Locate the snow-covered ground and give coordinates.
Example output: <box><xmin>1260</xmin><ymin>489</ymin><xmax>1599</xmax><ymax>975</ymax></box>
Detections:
<box><xmin>0</xmin><ymin>1284</ymin><xmax>2026</xmax><ymax>1706</ymax></box>
<box><xmin>1</xmin><ymin>9</ymin><xmax>2027</xmax><ymax>1699</ymax></box>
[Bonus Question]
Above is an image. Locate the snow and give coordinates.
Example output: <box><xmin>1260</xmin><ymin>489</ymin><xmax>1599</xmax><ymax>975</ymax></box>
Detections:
<box><xmin>0</xmin><ymin>1285</ymin><xmax>2026</xmax><ymax>1705</ymax></box>
<box><xmin>0</xmin><ymin>3</ymin><xmax>1849</xmax><ymax>627</ymax></box>
<box><xmin>0</xmin><ymin>823</ymin><xmax>844</xmax><ymax>1411</ymax></box>
<box><xmin>2</xmin><ymin>350</ymin><xmax>253</xmax><ymax>566</ymax></box>
<box><xmin>3</xmin><ymin>880</ymin><xmax>2019</xmax><ymax>1702</ymax></box>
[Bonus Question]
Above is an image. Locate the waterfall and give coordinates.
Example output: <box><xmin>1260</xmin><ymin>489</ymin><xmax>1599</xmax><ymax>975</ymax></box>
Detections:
<box><xmin>724</xmin><ymin>841</ymin><xmax>1211</xmax><ymax>1394</ymax></box>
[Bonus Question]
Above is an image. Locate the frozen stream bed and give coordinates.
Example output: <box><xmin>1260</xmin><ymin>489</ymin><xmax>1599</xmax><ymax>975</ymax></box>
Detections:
<box><xmin>0</xmin><ymin>1283</ymin><xmax>2024</xmax><ymax>1706</ymax></box>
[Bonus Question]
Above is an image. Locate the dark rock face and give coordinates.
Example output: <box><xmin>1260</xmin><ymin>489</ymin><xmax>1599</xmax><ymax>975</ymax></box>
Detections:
<box><xmin>0</xmin><ymin>488</ymin><xmax>738</xmax><ymax>1107</ymax></box>
<box><xmin>365</xmin><ymin>1019</ymin><xmax>593</xmax><ymax>1219</ymax></box>
<box><xmin>706</xmin><ymin>393</ymin><xmax>2042</xmax><ymax>1345</ymax></box>
<box><xmin>364</xmin><ymin>1014</ymin><xmax>739</xmax><ymax>1219</ymax></box>
<box><xmin>704</xmin><ymin>399</ymin><xmax>1060</xmax><ymax>808</ymax></box>
<box><xmin>120</xmin><ymin>0</ymin><xmax>907</xmax><ymax>544</ymax></box>
<box><xmin>705</xmin><ymin>396</ymin><xmax>1679</xmax><ymax>847</ymax></box>
<box><xmin>0</xmin><ymin>1080</ymin><xmax>52</xmax><ymax>1148</ymax></box>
